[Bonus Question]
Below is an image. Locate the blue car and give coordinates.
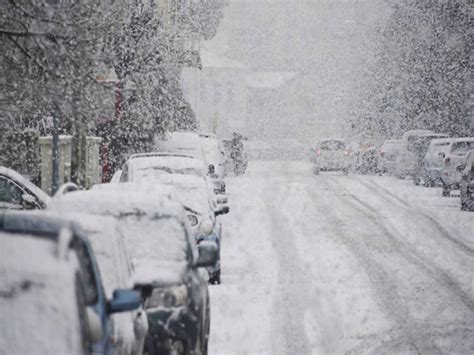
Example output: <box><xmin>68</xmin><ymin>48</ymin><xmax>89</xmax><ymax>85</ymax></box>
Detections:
<box><xmin>0</xmin><ymin>211</ymin><xmax>141</xmax><ymax>355</ymax></box>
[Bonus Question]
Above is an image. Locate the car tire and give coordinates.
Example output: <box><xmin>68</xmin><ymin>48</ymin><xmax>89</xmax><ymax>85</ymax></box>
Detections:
<box><xmin>442</xmin><ymin>185</ymin><xmax>450</xmax><ymax>197</ymax></box>
<box><xmin>209</xmin><ymin>270</ymin><xmax>221</xmax><ymax>285</ymax></box>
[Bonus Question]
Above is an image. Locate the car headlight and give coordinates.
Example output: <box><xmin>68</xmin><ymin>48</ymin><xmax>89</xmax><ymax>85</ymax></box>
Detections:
<box><xmin>146</xmin><ymin>285</ymin><xmax>188</xmax><ymax>309</ymax></box>
<box><xmin>199</xmin><ymin>218</ymin><xmax>214</xmax><ymax>236</ymax></box>
<box><xmin>187</xmin><ymin>214</ymin><xmax>198</xmax><ymax>227</ymax></box>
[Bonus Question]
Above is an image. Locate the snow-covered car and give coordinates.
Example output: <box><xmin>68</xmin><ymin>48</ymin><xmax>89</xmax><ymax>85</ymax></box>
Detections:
<box><xmin>0</xmin><ymin>226</ymin><xmax>90</xmax><ymax>355</ymax></box>
<box><xmin>0</xmin><ymin>211</ymin><xmax>142</xmax><ymax>355</ymax></box>
<box><xmin>51</xmin><ymin>185</ymin><xmax>216</xmax><ymax>355</ymax></box>
<box><xmin>422</xmin><ymin>138</ymin><xmax>453</xmax><ymax>186</ymax></box>
<box><xmin>48</xmin><ymin>209</ymin><xmax>149</xmax><ymax>355</ymax></box>
<box><xmin>394</xmin><ymin>129</ymin><xmax>439</xmax><ymax>179</ymax></box>
<box><xmin>440</xmin><ymin>138</ymin><xmax>474</xmax><ymax>196</ymax></box>
<box><xmin>121</xmin><ymin>152</ymin><xmax>226</xmax><ymax>196</ymax></box>
<box><xmin>155</xmin><ymin>131</ymin><xmax>205</xmax><ymax>161</ymax></box>
<box><xmin>411</xmin><ymin>133</ymin><xmax>450</xmax><ymax>185</ymax></box>
<box><xmin>310</xmin><ymin>139</ymin><xmax>351</xmax><ymax>175</ymax></box>
<box><xmin>459</xmin><ymin>150</ymin><xmax>474</xmax><ymax>211</ymax></box>
<box><xmin>0</xmin><ymin>166</ymin><xmax>50</xmax><ymax>210</ymax></box>
<box><xmin>377</xmin><ymin>139</ymin><xmax>401</xmax><ymax>174</ymax></box>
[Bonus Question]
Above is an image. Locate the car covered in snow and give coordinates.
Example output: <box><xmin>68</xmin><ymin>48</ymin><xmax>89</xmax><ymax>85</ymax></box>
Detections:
<box><xmin>47</xmin><ymin>207</ymin><xmax>149</xmax><ymax>355</ymax></box>
<box><xmin>411</xmin><ymin>133</ymin><xmax>450</xmax><ymax>185</ymax></box>
<box><xmin>310</xmin><ymin>139</ymin><xmax>351</xmax><ymax>175</ymax></box>
<box><xmin>51</xmin><ymin>185</ymin><xmax>217</xmax><ymax>355</ymax></box>
<box><xmin>0</xmin><ymin>225</ymin><xmax>90</xmax><ymax>355</ymax></box>
<box><xmin>377</xmin><ymin>139</ymin><xmax>401</xmax><ymax>174</ymax></box>
<box><xmin>393</xmin><ymin>129</ymin><xmax>443</xmax><ymax>179</ymax></box>
<box><xmin>422</xmin><ymin>138</ymin><xmax>453</xmax><ymax>186</ymax></box>
<box><xmin>439</xmin><ymin>137</ymin><xmax>474</xmax><ymax>196</ymax></box>
<box><xmin>459</xmin><ymin>150</ymin><xmax>474</xmax><ymax>211</ymax></box>
<box><xmin>120</xmin><ymin>152</ymin><xmax>226</xmax><ymax>195</ymax></box>
<box><xmin>0</xmin><ymin>211</ymin><xmax>142</xmax><ymax>355</ymax></box>
<box><xmin>0</xmin><ymin>166</ymin><xmax>50</xmax><ymax>210</ymax></box>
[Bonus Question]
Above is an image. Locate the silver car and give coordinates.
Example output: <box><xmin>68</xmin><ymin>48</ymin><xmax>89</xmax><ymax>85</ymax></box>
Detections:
<box><xmin>377</xmin><ymin>139</ymin><xmax>401</xmax><ymax>174</ymax></box>
<box><xmin>311</xmin><ymin>139</ymin><xmax>351</xmax><ymax>175</ymax></box>
<box><xmin>440</xmin><ymin>138</ymin><xmax>474</xmax><ymax>196</ymax></box>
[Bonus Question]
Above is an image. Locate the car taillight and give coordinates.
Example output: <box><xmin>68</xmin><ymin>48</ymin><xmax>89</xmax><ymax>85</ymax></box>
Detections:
<box><xmin>344</xmin><ymin>150</ymin><xmax>351</xmax><ymax>156</ymax></box>
<box><xmin>316</xmin><ymin>149</ymin><xmax>321</xmax><ymax>156</ymax></box>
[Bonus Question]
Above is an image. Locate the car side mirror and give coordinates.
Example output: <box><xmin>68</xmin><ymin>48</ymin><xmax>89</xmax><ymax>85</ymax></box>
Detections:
<box><xmin>86</xmin><ymin>307</ymin><xmax>104</xmax><ymax>342</ymax></box>
<box><xmin>21</xmin><ymin>194</ymin><xmax>37</xmax><ymax>209</ymax></box>
<box><xmin>195</xmin><ymin>241</ymin><xmax>218</xmax><ymax>268</ymax></box>
<box><xmin>215</xmin><ymin>206</ymin><xmax>230</xmax><ymax>216</ymax></box>
<box><xmin>438</xmin><ymin>152</ymin><xmax>446</xmax><ymax>159</ymax></box>
<box><xmin>108</xmin><ymin>289</ymin><xmax>141</xmax><ymax>314</ymax></box>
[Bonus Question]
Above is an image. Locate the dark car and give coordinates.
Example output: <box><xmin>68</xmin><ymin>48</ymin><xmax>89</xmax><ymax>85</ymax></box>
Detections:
<box><xmin>0</xmin><ymin>211</ymin><xmax>141</xmax><ymax>355</ymax></box>
<box><xmin>459</xmin><ymin>151</ymin><xmax>474</xmax><ymax>211</ymax></box>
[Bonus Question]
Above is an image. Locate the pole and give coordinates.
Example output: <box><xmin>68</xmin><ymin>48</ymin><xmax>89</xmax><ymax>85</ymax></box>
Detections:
<box><xmin>51</xmin><ymin>114</ymin><xmax>59</xmax><ymax>195</ymax></box>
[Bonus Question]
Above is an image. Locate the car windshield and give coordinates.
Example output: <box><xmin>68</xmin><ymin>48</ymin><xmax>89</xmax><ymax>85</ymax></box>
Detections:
<box><xmin>117</xmin><ymin>215</ymin><xmax>189</xmax><ymax>268</ymax></box>
<box><xmin>320</xmin><ymin>140</ymin><xmax>345</xmax><ymax>150</ymax></box>
<box><xmin>451</xmin><ymin>141</ymin><xmax>474</xmax><ymax>155</ymax></box>
<box><xmin>427</xmin><ymin>142</ymin><xmax>451</xmax><ymax>156</ymax></box>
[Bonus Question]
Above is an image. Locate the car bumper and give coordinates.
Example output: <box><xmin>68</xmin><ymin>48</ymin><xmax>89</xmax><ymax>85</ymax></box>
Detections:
<box><xmin>146</xmin><ymin>307</ymin><xmax>199</xmax><ymax>355</ymax></box>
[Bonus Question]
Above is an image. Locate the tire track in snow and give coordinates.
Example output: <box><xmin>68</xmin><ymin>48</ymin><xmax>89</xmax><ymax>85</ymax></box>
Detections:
<box><xmin>263</xmin><ymin>176</ymin><xmax>313</xmax><ymax>355</ymax></box>
<box><xmin>353</xmin><ymin>176</ymin><xmax>474</xmax><ymax>255</ymax></box>
<box><xmin>306</xmin><ymin>176</ymin><xmax>473</xmax><ymax>354</ymax></box>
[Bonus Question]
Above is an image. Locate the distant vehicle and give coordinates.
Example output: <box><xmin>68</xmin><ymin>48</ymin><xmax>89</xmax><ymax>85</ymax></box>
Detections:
<box><xmin>0</xmin><ymin>227</ymin><xmax>90</xmax><ymax>355</ymax></box>
<box><xmin>411</xmin><ymin>133</ymin><xmax>450</xmax><ymax>185</ymax></box>
<box><xmin>353</xmin><ymin>144</ymin><xmax>378</xmax><ymax>175</ymax></box>
<box><xmin>394</xmin><ymin>129</ymin><xmax>435</xmax><ymax>179</ymax></box>
<box><xmin>422</xmin><ymin>138</ymin><xmax>453</xmax><ymax>186</ymax></box>
<box><xmin>310</xmin><ymin>139</ymin><xmax>351</xmax><ymax>175</ymax></box>
<box><xmin>50</xmin><ymin>186</ymin><xmax>217</xmax><ymax>355</ymax></box>
<box><xmin>199</xmin><ymin>133</ymin><xmax>226</xmax><ymax>179</ymax></box>
<box><xmin>377</xmin><ymin>139</ymin><xmax>401</xmax><ymax>174</ymax></box>
<box><xmin>0</xmin><ymin>166</ymin><xmax>50</xmax><ymax>210</ymax></box>
<box><xmin>0</xmin><ymin>211</ymin><xmax>142</xmax><ymax>355</ymax></box>
<box><xmin>459</xmin><ymin>150</ymin><xmax>474</xmax><ymax>211</ymax></box>
<box><xmin>155</xmin><ymin>131</ymin><xmax>205</xmax><ymax>161</ymax></box>
<box><xmin>440</xmin><ymin>138</ymin><xmax>474</xmax><ymax>196</ymax></box>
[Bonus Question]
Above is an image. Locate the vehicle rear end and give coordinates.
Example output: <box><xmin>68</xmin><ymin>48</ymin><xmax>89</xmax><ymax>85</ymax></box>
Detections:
<box><xmin>442</xmin><ymin>139</ymin><xmax>474</xmax><ymax>190</ymax></box>
<box><xmin>378</xmin><ymin>140</ymin><xmax>400</xmax><ymax>174</ymax></box>
<box><xmin>312</xmin><ymin>139</ymin><xmax>350</xmax><ymax>174</ymax></box>
<box><xmin>395</xmin><ymin>130</ymin><xmax>433</xmax><ymax>178</ymax></box>
<box><xmin>423</xmin><ymin>139</ymin><xmax>452</xmax><ymax>185</ymax></box>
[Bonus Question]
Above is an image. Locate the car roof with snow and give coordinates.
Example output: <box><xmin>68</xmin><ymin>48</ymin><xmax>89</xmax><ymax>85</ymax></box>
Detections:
<box><xmin>49</xmin><ymin>186</ymin><xmax>185</xmax><ymax>219</ymax></box>
<box><xmin>0</xmin><ymin>230</ymin><xmax>84</xmax><ymax>355</ymax></box>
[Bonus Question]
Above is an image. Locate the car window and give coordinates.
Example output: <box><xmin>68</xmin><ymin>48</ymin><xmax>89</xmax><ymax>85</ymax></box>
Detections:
<box><xmin>451</xmin><ymin>141</ymin><xmax>474</xmax><ymax>155</ymax></box>
<box><xmin>70</xmin><ymin>238</ymin><xmax>99</xmax><ymax>305</ymax></box>
<box><xmin>0</xmin><ymin>176</ymin><xmax>24</xmax><ymax>206</ymax></box>
<box><xmin>320</xmin><ymin>140</ymin><xmax>345</xmax><ymax>150</ymax></box>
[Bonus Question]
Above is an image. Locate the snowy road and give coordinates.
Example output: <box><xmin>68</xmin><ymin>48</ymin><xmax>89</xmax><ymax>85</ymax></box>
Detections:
<box><xmin>209</xmin><ymin>161</ymin><xmax>474</xmax><ymax>355</ymax></box>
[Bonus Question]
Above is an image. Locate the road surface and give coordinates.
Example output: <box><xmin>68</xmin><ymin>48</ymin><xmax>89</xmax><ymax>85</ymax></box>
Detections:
<box><xmin>209</xmin><ymin>161</ymin><xmax>474</xmax><ymax>355</ymax></box>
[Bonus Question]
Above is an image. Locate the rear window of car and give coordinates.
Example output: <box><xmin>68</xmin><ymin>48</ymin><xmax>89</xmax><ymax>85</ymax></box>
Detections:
<box><xmin>320</xmin><ymin>140</ymin><xmax>345</xmax><ymax>150</ymax></box>
<box><xmin>451</xmin><ymin>141</ymin><xmax>474</xmax><ymax>155</ymax></box>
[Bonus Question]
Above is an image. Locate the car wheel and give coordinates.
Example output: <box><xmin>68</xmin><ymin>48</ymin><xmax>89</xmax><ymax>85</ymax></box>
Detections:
<box><xmin>209</xmin><ymin>270</ymin><xmax>221</xmax><ymax>285</ymax></box>
<box><xmin>442</xmin><ymin>185</ymin><xmax>450</xmax><ymax>197</ymax></box>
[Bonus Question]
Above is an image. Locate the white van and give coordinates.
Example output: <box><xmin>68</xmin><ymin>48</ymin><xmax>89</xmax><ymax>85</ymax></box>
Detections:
<box><xmin>394</xmin><ymin>130</ymin><xmax>447</xmax><ymax>178</ymax></box>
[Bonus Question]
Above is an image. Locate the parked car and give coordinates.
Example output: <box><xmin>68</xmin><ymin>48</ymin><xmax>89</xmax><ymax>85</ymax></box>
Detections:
<box><xmin>394</xmin><ymin>129</ymin><xmax>434</xmax><ymax>179</ymax></box>
<box><xmin>0</xmin><ymin>227</ymin><xmax>91</xmax><ymax>355</ymax></box>
<box><xmin>352</xmin><ymin>144</ymin><xmax>378</xmax><ymax>175</ymax></box>
<box><xmin>440</xmin><ymin>138</ymin><xmax>474</xmax><ymax>196</ymax></box>
<box><xmin>50</xmin><ymin>185</ymin><xmax>217</xmax><ymax>355</ymax></box>
<box><xmin>411</xmin><ymin>133</ymin><xmax>450</xmax><ymax>185</ymax></box>
<box><xmin>377</xmin><ymin>139</ymin><xmax>401</xmax><ymax>175</ymax></box>
<box><xmin>49</xmin><ymin>209</ymin><xmax>149</xmax><ymax>355</ymax></box>
<box><xmin>0</xmin><ymin>166</ymin><xmax>50</xmax><ymax>210</ymax></box>
<box><xmin>422</xmin><ymin>138</ymin><xmax>453</xmax><ymax>186</ymax></box>
<box><xmin>199</xmin><ymin>133</ymin><xmax>226</xmax><ymax>179</ymax></box>
<box><xmin>310</xmin><ymin>139</ymin><xmax>351</xmax><ymax>175</ymax></box>
<box><xmin>0</xmin><ymin>211</ymin><xmax>141</xmax><ymax>355</ymax></box>
<box><xmin>121</xmin><ymin>153</ymin><xmax>226</xmax><ymax>195</ymax></box>
<box><xmin>459</xmin><ymin>150</ymin><xmax>474</xmax><ymax>211</ymax></box>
